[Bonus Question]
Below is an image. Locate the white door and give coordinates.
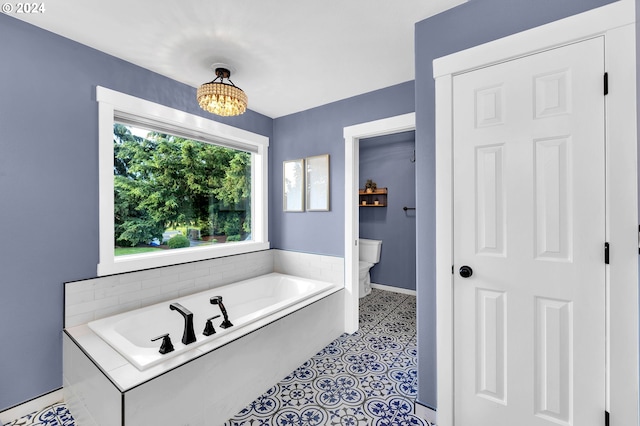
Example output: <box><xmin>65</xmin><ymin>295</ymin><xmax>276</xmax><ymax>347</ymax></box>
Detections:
<box><xmin>453</xmin><ymin>37</ymin><xmax>606</xmax><ymax>425</ymax></box>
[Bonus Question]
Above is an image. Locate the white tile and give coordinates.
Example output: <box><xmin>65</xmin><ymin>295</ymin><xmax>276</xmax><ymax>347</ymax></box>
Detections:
<box><xmin>195</xmin><ymin>273</ymin><xmax>221</xmax><ymax>287</ymax></box>
<box><xmin>65</xmin><ymin>289</ymin><xmax>95</xmax><ymax>306</ymax></box>
<box><xmin>63</xmin><ymin>334</ymin><xmax>122</xmax><ymax>425</ymax></box>
<box><xmin>120</xmin><ymin>284</ymin><xmax>164</xmax><ymax>304</ymax></box>
<box><xmin>118</xmin><ymin>267</ymin><xmax>164</xmax><ymax>284</ymax></box>
<box><xmin>65</xmin><ymin>312</ymin><xmax>96</xmax><ymax>328</ymax></box>
<box><xmin>196</xmin><ymin>258</ymin><xmax>219</xmax><ymax>270</ymax></box>
<box><xmin>94</xmin><ymin>281</ymin><xmax>142</xmax><ymax>299</ymax></box>
<box><xmin>179</xmin><ymin>267</ymin><xmax>211</xmax><ymax>281</ymax></box>
<box><xmin>65</xmin><ymin>279</ymin><xmax>97</xmax><ymax>295</ymax></box>
<box><xmin>180</xmin><ymin>282</ymin><xmax>208</xmax><ymax>297</ymax></box>
<box><xmin>66</xmin><ymin>296</ymin><xmax>120</xmax><ymax>317</ymax></box>
<box><xmin>139</xmin><ymin>290</ymin><xmax>180</xmax><ymax>307</ymax></box>
<box><xmin>160</xmin><ymin>278</ymin><xmax>195</xmax><ymax>294</ymax></box>
<box><xmin>140</xmin><ymin>273</ymin><xmax>180</xmax><ymax>289</ymax></box>
<box><xmin>94</xmin><ymin>300</ymin><xmax>141</xmax><ymax>321</ymax></box>
<box><xmin>67</xmin><ymin>325</ymin><xmax>129</xmax><ymax>372</ymax></box>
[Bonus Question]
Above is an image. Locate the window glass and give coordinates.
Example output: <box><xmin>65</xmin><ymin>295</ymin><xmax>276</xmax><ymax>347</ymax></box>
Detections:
<box><xmin>113</xmin><ymin>123</ymin><xmax>252</xmax><ymax>257</ymax></box>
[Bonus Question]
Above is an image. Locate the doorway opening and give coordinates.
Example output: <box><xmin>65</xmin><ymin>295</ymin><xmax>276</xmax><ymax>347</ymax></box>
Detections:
<box><xmin>359</xmin><ymin>131</ymin><xmax>416</xmax><ymax>297</ymax></box>
<box><xmin>343</xmin><ymin>113</ymin><xmax>415</xmax><ymax>332</ymax></box>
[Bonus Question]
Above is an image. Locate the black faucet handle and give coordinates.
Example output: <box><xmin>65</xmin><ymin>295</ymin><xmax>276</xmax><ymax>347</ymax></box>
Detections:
<box><xmin>151</xmin><ymin>333</ymin><xmax>174</xmax><ymax>354</ymax></box>
<box><xmin>210</xmin><ymin>296</ymin><xmax>233</xmax><ymax>328</ymax></box>
<box><xmin>203</xmin><ymin>315</ymin><xmax>221</xmax><ymax>336</ymax></box>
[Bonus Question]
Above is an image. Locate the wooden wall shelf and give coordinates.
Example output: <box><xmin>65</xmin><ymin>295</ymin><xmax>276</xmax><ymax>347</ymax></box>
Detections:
<box><xmin>359</xmin><ymin>188</ymin><xmax>387</xmax><ymax>207</ymax></box>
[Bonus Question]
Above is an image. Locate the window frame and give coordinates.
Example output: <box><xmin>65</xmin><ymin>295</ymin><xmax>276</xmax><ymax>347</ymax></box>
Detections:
<box><xmin>97</xmin><ymin>86</ymin><xmax>269</xmax><ymax>276</ymax></box>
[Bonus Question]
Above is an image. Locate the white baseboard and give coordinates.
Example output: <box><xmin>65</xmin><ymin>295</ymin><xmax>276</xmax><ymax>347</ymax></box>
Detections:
<box><xmin>414</xmin><ymin>401</ymin><xmax>437</xmax><ymax>425</ymax></box>
<box><xmin>0</xmin><ymin>389</ymin><xmax>63</xmax><ymax>424</ymax></box>
<box><xmin>371</xmin><ymin>283</ymin><xmax>416</xmax><ymax>296</ymax></box>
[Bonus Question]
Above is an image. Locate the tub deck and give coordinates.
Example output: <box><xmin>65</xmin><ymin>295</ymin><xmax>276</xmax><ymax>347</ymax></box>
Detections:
<box><xmin>65</xmin><ymin>274</ymin><xmax>342</xmax><ymax>392</ymax></box>
<box><xmin>86</xmin><ymin>273</ymin><xmax>336</xmax><ymax>371</ymax></box>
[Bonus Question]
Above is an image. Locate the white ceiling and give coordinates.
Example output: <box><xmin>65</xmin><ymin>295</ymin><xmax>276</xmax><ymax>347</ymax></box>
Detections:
<box><xmin>13</xmin><ymin>0</ymin><xmax>465</xmax><ymax>118</ymax></box>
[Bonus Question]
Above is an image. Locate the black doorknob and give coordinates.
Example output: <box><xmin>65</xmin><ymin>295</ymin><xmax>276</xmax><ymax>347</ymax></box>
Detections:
<box><xmin>459</xmin><ymin>266</ymin><xmax>473</xmax><ymax>278</ymax></box>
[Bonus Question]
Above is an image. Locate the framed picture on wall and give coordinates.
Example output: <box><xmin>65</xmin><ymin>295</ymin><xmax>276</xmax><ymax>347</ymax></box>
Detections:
<box><xmin>305</xmin><ymin>154</ymin><xmax>330</xmax><ymax>211</ymax></box>
<box><xmin>283</xmin><ymin>158</ymin><xmax>305</xmax><ymax>212</ymax></box>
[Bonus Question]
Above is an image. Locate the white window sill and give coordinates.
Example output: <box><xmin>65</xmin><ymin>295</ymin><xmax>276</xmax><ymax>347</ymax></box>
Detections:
<box><xmin>98</xmin><ymin>241</ymin><xmax>270</xmax><ymax>276</ymax></box>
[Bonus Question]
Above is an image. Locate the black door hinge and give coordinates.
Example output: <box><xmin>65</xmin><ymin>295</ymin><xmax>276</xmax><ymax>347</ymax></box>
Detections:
<box><xmin>604</xmin><ymin>242</ymin><xmax>610</xmax><ymax>264</ymax></box>
<box><xmin>605</xmin><ymin>410</ymin><xmax>610</xmax><ymax>426</ymax></box>
<box><xmin>604</xmin><ymin>73</ymin><xmax>609</xmax><ymax>96</ymax></box>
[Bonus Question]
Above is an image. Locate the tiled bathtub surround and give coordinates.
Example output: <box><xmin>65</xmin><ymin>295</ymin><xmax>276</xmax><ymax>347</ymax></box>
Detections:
<box><xmin>65</xmin><ymin>249</ymin><xmax>343</xmax><ymax>327</ymax></box>
<box><xmin>6</xmin><ymin>289</ymin><xmax>424</xmax><ymax>426</ymax></box>
<box><xmin>62</xmin><ymin>249</ymin><xmax>345</xmax><ymax>425</ymax></box>
<box><xmin>273</xmin><ymin>249</ymin><xmax>344</xmax><ymax>284</ymax></box>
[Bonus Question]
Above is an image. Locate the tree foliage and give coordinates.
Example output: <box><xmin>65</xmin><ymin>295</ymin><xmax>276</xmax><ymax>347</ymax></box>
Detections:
<box><xmin>113</xmin><ymin>124</ymin><xmax>251</xmax><ymax>247</ymax></box>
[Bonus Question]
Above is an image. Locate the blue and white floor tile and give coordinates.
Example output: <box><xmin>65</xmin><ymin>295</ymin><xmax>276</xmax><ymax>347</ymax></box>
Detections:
<box><xmin>2</xmin><ymin>403</ymin><xmax>74</xmax><ymax>426</ymax></box>
<box><xmin>225</xmin><ymin>288</ymin><xmax>427</xmax><ymax>426</ymax></box>
<box><xmin>3</xmin><ymin>288</ymin><xmax>426</xmax><ymax>426</ymax></box>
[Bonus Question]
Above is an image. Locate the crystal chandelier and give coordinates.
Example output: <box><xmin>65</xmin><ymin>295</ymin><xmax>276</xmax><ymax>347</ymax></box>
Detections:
<box><xmin>196</xmin><ymin>67</ymin><xmax>248</xmax><ymax>116</ymax></box>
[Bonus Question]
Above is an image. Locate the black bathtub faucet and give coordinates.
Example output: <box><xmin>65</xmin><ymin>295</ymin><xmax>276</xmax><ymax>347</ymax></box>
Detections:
<box><xmin>210</xmin><ymin>296</ymin><xmax>233</xmax><ymax>328</ymax></box>
<box><xmin>169</xmin><ymin>302</ymin><xmax>197</xmax><ymax>345</ymax></box>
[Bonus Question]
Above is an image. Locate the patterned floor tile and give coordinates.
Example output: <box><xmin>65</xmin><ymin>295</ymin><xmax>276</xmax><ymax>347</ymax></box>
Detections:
<box><xmin>278</xmin><ymin>382</ymin><xmax>318</xmax><ymax>408</ymax></box>
<box><xmin>370</xmin><ymin>326</ymin><xmax>415</xmax><ymax>344</ymax></box>
<box><xmin>362</xmin><ymin>333</ymin><xmax>405</xmax><ymax>352</ymax></box>
<box><xmin>365</xmin><ymin>396</ymin><xmax>428</xmax><ymax>426</ymax></box>
<box><xmin>232</xmin><ymin>386</ymin><xmax>281</xmax><ymax>418</ymax></box>
<box><xmin>2</xmin><ymin>403</ymin><xmax>75</xmax><ymax>426</ymax></box>
<box><xmin>379</xmin><ymin>349</ymin><xmax>415</xmax><ymax>370</ymax></box>
<box><xmin>388</xmin><ymin>367</ymin><xmax>419</xmax><ymax>398</ymax></box>
<box><xmin>281</xmin><ymin>359</ymin><xmax>319</xmax><ymax>382</ymax></box>
<box><xmin>327</xmin><ymin>406</ymin><xmax>373</xmax><ymax>426</ymax></box>
<box><xmin>311</xmin><ymin>355</ymin><xmax>348</xmax><ymax>376</ymax></box>
<box><xmin>357</xmin><ymin>373</ymin><xmax>399</xmax><ymax>398</ymax></box>
<box><xmin>273</xmin><ymin>406</ymin><xmax>329</xmax><ymax>426</ymax></box>
<box><xmin>333</xmin><ymin>330</ymin><xmax>365</xmax><ymax>352</ymax></box>
<box><xmin>342</xmin><ymin>351</ymin><xmax>388</xmax><ymax>376</ymax></box>
<box><xmin>314</xmin><ymin>375</ymin><xmax>366</xmax><ymax>407</ymax></box>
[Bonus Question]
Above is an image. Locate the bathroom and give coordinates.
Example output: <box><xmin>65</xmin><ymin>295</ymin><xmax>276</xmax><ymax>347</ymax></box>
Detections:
<box><xmin>358</xmin><ymin>130</ymin><xmax>416</xmax><ymax>298</ymax></box>
<box><xmin>2</xmin><ymin>0</ymin><xmax>638</xmax><ymax>425</ymax></box>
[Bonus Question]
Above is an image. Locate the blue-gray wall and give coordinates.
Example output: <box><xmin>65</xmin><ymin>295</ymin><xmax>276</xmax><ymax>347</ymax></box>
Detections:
<box><xmin>413</xmin><ymin>0</ymin><xmax>619</xmax><ymax>410</ymax></box>
<box><xmin>359</xmin><ymin>131</ymin><xmax>416</xmax><ymax>291</ymax></box>
<box><xmin>270</xmin><ymin>82</ymin><xmax>415</xmax><ymax>255</ymax></box>
<box><xmin>0</xmin><ymin>14</ymin><xmax>272</xmax><ymax>411</ymax></box>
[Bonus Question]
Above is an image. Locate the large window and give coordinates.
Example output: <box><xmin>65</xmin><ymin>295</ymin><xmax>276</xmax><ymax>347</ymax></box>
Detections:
<box><xmin>97</xmin><ymin>87</ymin><xmax>269</xmax><ymax>276</ymax></box>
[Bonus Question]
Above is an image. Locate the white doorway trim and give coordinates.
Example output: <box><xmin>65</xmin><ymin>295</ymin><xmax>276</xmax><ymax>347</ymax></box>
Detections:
<box><xmin>434</xmin><ymin>2</ymin><xmax>637</xmax><ymax>425</ymax></box>
<box><xmin>343</xmin><ymin>112</ymin><xmax>416</xmax><ymax>332</ymax></box>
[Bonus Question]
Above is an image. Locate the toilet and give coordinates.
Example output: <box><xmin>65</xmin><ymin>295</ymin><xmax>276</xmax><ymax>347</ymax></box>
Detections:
<box><xmin>358</xmin><ymin>238</ymin><xmax>382</xmax><ymax>298</ymax></box>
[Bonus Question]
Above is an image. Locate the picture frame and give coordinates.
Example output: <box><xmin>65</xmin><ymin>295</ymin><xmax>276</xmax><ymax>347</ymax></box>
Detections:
<box><xmin>305</xmin><ymin>154</ymin><xmax>330</xmax><ymax>211</ymax></box>
<box><xmin>283</xmin><ymin>158</ymin><xmax>305</xmax><ymax>212</ymax></box>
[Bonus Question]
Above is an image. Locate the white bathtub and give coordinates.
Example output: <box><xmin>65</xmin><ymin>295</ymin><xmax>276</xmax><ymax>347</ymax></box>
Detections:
<box><xmin>88</xmin><ymin>272</ymin><xmax>336</xmax><ymax>371</ymax></box>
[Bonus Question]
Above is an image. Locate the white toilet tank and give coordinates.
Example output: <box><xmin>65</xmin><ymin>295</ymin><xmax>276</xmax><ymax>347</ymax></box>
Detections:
<box><xmin>359</xmin><ymin>238</ymin><xmax>382</xmax><ymax>263</ymax></box>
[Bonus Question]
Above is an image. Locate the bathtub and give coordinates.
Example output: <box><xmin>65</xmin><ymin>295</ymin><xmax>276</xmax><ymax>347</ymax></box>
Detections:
<box><xmin>88</xmin><ymin>272</ymin><xmax>336</xmax><ymax>371</ymax></box>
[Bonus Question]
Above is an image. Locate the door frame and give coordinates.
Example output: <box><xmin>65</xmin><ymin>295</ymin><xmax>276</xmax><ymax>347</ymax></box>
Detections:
<box><xmin>434</xmin><ymin>2</ymin><xmax>638</xmax><ymax>425</ymax></box>
<box><xmin>343</xmin><ymin>113</ymin><xmax>416</xmax><ymax>333</ymax></box>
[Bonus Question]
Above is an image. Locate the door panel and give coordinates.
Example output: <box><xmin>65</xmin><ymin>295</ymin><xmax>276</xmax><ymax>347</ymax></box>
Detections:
<box><xmin>453</xmin><ymin>38</ymin><xmax>605</xmax><ymax>426</ymax></box>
